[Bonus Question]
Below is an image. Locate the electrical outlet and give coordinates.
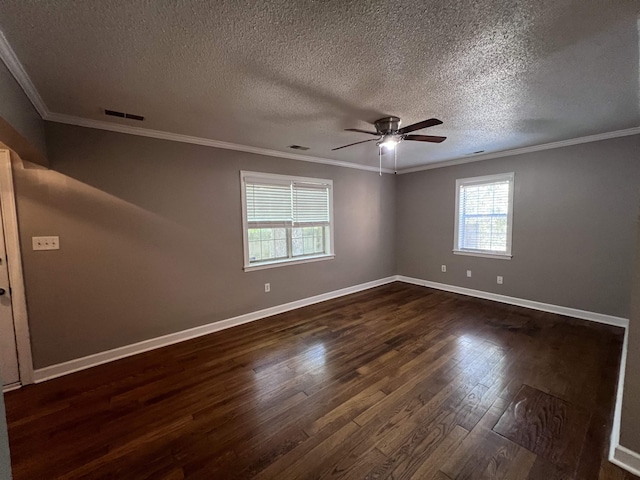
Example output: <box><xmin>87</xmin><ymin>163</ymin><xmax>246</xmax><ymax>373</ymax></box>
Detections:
<box><xmin>466</xmin><ymin>270</ymin><xmax>472</xmax><ymax>277</ymax></box>
<box><xmin>497</xmin><ymin>276</ymin><xmax>503</xmax><ymax>285</ymax></box>
<box><xmin>32</xmin><ymin>236</ymin><xmax>60</xmax><ymax>251</ymax></box>
<box><xmin>264</xmin><ymin>283</ymin><xmax>270</xmax><ymax>293</ymax></box>
<box><xmin>441</xmin><ymin>265</ymin><xmax>446</xmax><ymax>273</ymax></box>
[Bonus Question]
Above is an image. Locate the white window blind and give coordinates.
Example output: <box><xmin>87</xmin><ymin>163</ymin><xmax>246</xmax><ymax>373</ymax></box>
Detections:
<box><xmin>241</xmin><ymin>172</ymin><xmax>334</xmax><ymax>270</ymax></box>
<box><xmin>245</xmin><ymin>181</ymin><xmax>292</xmax><ymax>227</ymax></box>
<box><xmin>454</xmin><ymin>173</ymin><xmax>514</xmax><ymax>258</ymax></box>
<box><xmin>292</xmin><ymin>183</ymin><xmax>330</xmax><ymax>226</ymax></box>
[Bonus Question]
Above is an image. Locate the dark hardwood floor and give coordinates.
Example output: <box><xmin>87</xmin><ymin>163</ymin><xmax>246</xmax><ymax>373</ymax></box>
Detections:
<box><xmin>5</xmin><ymin>282</ymin><xmax>637</xmax><ymax>479</ymax></box>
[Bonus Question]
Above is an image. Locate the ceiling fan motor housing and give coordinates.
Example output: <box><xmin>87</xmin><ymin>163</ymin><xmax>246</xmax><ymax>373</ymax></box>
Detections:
<box><xmin>375</xmin><ymin>116</ymin><xmax>401</xmax><ymax>134</ymax></box>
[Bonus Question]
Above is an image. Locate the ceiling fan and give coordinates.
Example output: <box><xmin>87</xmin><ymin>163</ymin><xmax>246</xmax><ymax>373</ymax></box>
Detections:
<box><xmin>332</xmin><ymin>116</ymin><xmax>446</xmax><ymax>152</ymax></box>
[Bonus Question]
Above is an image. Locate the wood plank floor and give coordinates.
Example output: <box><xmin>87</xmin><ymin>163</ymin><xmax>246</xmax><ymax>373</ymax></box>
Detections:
<box><xmin>4</xmin><ymin>282</ymin><xmax>637</xmax><ymax>479</ymax></box>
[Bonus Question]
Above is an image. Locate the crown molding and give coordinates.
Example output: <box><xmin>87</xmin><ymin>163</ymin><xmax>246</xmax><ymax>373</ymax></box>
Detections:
<box><xmin>0</xmin><ymin>29</ymin><xmax>49</xmax><ymax>119</ymax></box>
<box><xmin>1</xmin><ymin>27</ymin><xmax>638</xmax><ymax>175</ymax></box>
<box><xmin>397</xmin><ymin>126</ymin><xmax>640</xmax><ymax>174</ymax></box>
<box><xmin>46</xmin><ymin>112</ymin><xmax>395</xmax><ymax>174</ymax></box>
<box><xmin>0</xmin><ymin>27</ymin><xmax>392</xmax><ymax>175</ymax></box>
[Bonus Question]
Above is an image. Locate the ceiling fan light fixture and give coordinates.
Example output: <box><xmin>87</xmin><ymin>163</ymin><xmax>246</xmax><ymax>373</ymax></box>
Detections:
<box><xmin>379</xmin><ymin>135</ymin><xmax>399</xmax><ymax>150</ymax></box>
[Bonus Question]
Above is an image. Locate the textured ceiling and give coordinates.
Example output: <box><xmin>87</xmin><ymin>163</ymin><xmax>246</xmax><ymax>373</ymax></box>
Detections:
<box><xmin>0</xmin><ymin>0</ymin><xmax>638</xmax><ymax>169</ymax></box>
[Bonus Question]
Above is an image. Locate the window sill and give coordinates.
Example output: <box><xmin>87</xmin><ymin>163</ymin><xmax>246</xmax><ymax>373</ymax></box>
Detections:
<box><xmin>453</xmin><ymin>250</ymin><xmax>512</xmax><ymax>260</ymax></box>
<box><xmin>244</xmin><ymin>254</ymin><xmax>335</xmax><ymax>272</ymax></box>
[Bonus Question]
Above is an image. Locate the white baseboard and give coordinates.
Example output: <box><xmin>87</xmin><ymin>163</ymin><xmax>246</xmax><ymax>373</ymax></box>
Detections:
<box><xmin>611</xmin><ymin>445</ymin><xmax>640</xmax><ymax>477</ymax></box>
<box><xmin>2</xmin><ymin>383</ymin><xmax>21</xmax><ymax>393</ymax></box>
<box><xmin>395</xmin><ymin>275</ymin><xmax>640</xmax><ymax>476</ymax></box>
<box><xmin>28</xmin><ymin>273</ymin><xmax>640</xmax><ymax>476</ymax></box>
<box><xmin>609</xmin><ymin>324</ymin><xmax>629</xmax><ymax>468</ymax></box>
<box><xmin>607</xmin><ymin>324</ymin><xmax>640</xmax><ymax>477</ymax></box>
<box><xmin>32</xmin><ymin>276</ymin><xmax>397</xmax><ymax>383</ymax></box>
<box><xmin>396</xmin><ymin>275</ymin><xmax>629</xmax><ymax>328</ymax></box>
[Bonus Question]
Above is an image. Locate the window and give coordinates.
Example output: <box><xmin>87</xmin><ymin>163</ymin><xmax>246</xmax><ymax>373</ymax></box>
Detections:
<box><xmin>241</xmin><ymin>171</ymin><xmax>334</xmax><ymax>271</ymax></box>
<box><xmin>454</xmin><ymin>172</ymin><xmax>514</xmax><ymax>259</ymax></box>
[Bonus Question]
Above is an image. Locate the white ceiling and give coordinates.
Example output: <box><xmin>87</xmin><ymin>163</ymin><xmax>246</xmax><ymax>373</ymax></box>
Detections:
<box><xmin>0</xmin><ymin>0</ymin><xmax>638</xmax><ymax>170</ymax></box>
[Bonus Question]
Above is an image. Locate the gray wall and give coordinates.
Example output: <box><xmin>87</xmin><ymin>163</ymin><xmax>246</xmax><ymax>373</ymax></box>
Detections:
<box><xmin>0</xmin><ymin>60</ymin><xmax>46</xmax><ymax>156</ymax></box>
<box><xmin>14</xmin><ymin>122</ymin><xmax>396</xmax><ymax>368</ymax></box>
<box><xmin>621</xmin><ymin>210</ymin><xmax>640</xmax><ymax>452</ymax></box>
<box><xmin>0</xmin><ymin>390</ymin><xmax>10</xmax><ymax>480</ymax></box>
<box><xmin>396</xmin><ymin>135</ymin><xmax>640</xmax><ymax>318</ymax></box>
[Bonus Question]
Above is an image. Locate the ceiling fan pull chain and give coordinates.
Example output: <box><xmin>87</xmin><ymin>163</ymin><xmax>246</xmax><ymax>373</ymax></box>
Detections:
<box><xmin>394</xmin><ymin>147</ymin><xmax>397</xmax><ymax>174</ymax></box>
<box><xmin>379</xmin><ymin>147</ymin><xmax>382</xmax><ymax>176</ymax></box>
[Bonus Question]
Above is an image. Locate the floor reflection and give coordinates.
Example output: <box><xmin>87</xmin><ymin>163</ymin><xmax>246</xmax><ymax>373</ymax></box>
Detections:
<box><xmin>252</xmin><ymin>342</ymin><xmax>327</xmax><ymax>398</ymax></box>
<box><xmin>290</xmin><ymin>343</ymin><xmax>327</xmax><ymax>373</ymax></box>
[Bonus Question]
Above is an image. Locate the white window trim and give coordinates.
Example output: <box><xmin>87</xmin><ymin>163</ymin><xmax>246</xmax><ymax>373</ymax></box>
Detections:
<box><xmin>452</xmin><ymin>250</ymin><xmax>512</xmax><ymax>260</ymax></box>
<box><xmin>453</xmin><ymin>172</ymin><xmax>514</xmax><ymax>260</ymax></box>
<box><xmin>241</xmin><ymin>171</ymin><xmax>335</xmax><ymax>271</ymax></box>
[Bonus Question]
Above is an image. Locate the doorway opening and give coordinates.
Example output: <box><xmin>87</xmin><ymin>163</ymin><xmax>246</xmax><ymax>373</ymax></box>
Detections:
<box><xmin>0</xmin><ymin>149</ymin><xmax>33</xmax><ymax>390</ymax></box>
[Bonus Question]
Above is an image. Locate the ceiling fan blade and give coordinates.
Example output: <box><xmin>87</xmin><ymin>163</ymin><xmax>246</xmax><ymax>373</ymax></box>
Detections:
<box><xmin>344</xmin><ymin>128</ymin><xmax>379</xmax><ymax>136</ymax></box>
<box><xmin>397</xmin><ymin>118</ymin><xmax>443</xmax><ymax>134</ymax></box>
<box><xmin>403</xmin><ymin>134</ymin><xmax>447</xmax><ymax>143</ymax></box>
<box><xmin>331</xmin><ymin>138</ymin><xmax>378</xmax><ymax>151</ymax></box>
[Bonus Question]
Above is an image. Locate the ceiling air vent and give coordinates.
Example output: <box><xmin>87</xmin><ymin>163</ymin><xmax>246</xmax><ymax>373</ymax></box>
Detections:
<box><xmin>464</xmin><ymin>150</ymin><xmax>485</xmax><ymax>156</ymax></box>
<box><xmin>104</xmin><ymin>109</ymin><xmax>145</xmax><ymax>121</ymax></box>
<box><xmin>288</xmin><ymin>145</ymin><xmax>310</xmax><ymax>151</ymax></box>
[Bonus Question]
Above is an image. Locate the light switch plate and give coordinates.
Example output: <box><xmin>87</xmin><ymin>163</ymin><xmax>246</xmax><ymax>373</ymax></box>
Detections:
<box><xmin>32</xmin><ymin>236</ymin><xmax>59</xmax><ymax>251</ymax></box>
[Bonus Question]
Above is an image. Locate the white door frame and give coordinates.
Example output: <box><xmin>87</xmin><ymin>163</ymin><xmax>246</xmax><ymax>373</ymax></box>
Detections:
<box><xmin>0</xmin><ymin>149</ymin><xmax>33</xmax><ymax>385</ymax></box>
